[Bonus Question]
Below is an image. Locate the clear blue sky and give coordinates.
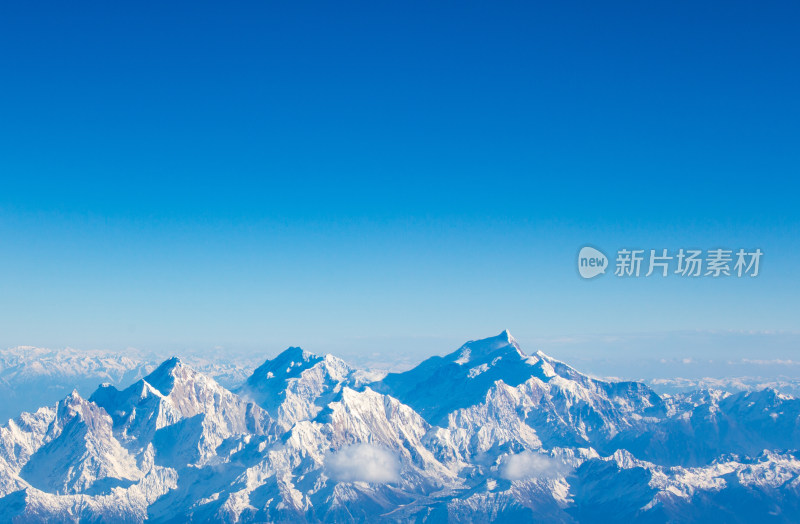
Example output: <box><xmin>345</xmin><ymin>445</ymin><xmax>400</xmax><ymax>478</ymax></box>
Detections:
<box><xmin>0</xmin><ymin>1</ymin><xmax>798</xmax><ymax>366</ymax></box>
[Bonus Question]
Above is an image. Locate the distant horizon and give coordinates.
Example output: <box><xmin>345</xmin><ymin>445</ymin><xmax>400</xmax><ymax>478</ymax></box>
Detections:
<box><xmin>5</xmin><ymin>327</ymin><xmax>800</xmax><ymax>384</ymax></box>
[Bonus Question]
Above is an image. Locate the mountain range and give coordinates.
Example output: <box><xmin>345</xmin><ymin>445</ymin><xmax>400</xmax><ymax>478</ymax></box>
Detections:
<box><xmin>0</xmin><ymin>331</ymin><xmax>798</xmax><ymax>522</ymax></box>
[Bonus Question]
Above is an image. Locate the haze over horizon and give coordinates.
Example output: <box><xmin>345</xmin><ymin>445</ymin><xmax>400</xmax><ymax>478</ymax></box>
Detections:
<box><xmin>4</xmin><ymin>328</ymin><xmax>800</xmax><ymax>386</ymax></box>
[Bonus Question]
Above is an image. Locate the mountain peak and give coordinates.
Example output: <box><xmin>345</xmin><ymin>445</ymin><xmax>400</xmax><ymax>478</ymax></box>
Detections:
<box><xmin>247</xmin><ymin>346</ymin><xmax>323</xmax><ymax>386</ymax></box>
<box><xmin>276</xmin><ymin>346</ymin><xmax>317</xmax><ymax>361</ymax></box>
<box><xmin>143</xmin><ymin>356</ymin><xmax>184</xmax><ymax>396</ymax></box>
<box><xmin>164</xmin><ymin>356</ymin><xmax>182</xmax><ymax>367</ymax></box>
<box><xmin>371</xmin><ymin>331</ymin><xmax>536</xmax><ymax>425</ymax></box>
<box><xmin>56</xmin><ymin>390</ymin><xmax>86</xmax><ymax>419</ymax></box>
<box><xmin>451</xmin><ymin>330</ymin><xmax>524</xmax><ymax>365</ymax></box>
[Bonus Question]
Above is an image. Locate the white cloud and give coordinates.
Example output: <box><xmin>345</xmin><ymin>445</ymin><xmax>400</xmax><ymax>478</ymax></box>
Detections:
<box><xmin>325</xmin><ymin>444</ymin><xmax>400</xmax><ymax>484</ymax></box>
<box><xmin>499</xmin><ymin>451</ymin><xmax>567</xmax><ymax>481</ymax></box>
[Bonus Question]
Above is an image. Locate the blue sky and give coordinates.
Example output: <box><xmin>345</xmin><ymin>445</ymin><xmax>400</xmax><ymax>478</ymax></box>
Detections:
<box><xmin>0</xmin><ymin>2</ymin><xmax>798</xmax><ymax>373</ymax></box>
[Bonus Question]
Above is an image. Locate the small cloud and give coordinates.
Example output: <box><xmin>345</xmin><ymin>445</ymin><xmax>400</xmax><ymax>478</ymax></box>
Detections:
<box><xmin>325</xmin><ymin>444</ymin><xmax>400</xmax><ymax>484</ymax></box>
<box><xmin>499</xmin><ymin>451</ymin><xmax>568</xmax><ymax>481</ymax></box>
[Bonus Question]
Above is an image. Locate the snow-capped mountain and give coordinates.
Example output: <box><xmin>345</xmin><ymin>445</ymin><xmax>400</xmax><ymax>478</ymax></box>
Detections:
<box><xmin>648</xmin><ymin>375</ymin><xmax>800</xmax><ymax>397</ymax></box>
<box><xmin>235</xmin><ymin>347</ymin><xmax>359</xmax><ymax>432</ymax></box>
<box><xmin>90</xmin><ymin>358</ymin><xmax>275</xmax><ymax>467</ymax></box>
<box><xmin>0</xmin><ymin>331</ymin><xmax>798</xmax><ymax>522</ymax></box>
<box><xmin>0</xmin><ymin>347</ymin><xmax>156</xmax><ymax>424</ymax></box>
<box><xmin>372</xmin><ymin>331</ymin><xmax>666</xmax><ymax>448</ymax></box>
<box><xmin>0</xmin><ymin>347</ymin><xmax>259</xmax><ymax>424</ymax></box>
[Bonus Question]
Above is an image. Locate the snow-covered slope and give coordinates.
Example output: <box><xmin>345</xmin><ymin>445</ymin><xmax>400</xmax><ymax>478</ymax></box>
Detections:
<box><xmin>0</xmin><ymin>347</ymin><xmax>259</xmax><ymax>424</ymax></box>
<box><xmin>0</xmin><ymin>331</ymin><xmax>797</xmax><ymax>523</ymax></box>
<box><xmin>370</xmin><ymin>330</ymin><xmax>537</xmax><ymax>425</ymax></box>
<box><xmin>372</xmin><ymin>330</ymin><xmax>665</xmax><ymax>449</ymax></box>
<box><xmin>235</xmin><ymin>347</ymin><xmax>359</xmax><ymax>432</ymax></box>
<box><xmin>0</xmin><ymin>347</ymin><xmax>156</xmax><ymax>424</ymax></box>
<box><xmin>90</xmin><ymin>357</ymin><xmax>275</xmax><ymax>467</ymax></box>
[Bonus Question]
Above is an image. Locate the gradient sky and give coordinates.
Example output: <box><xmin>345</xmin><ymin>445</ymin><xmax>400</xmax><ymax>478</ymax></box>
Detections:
<box><xmin>1</xmin><ymin>2</ymin><xmax>798</xmax><ymax>371</ymax></box>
